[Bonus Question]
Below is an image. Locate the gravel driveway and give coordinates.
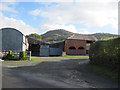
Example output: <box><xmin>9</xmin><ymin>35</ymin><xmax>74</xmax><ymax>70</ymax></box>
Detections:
<box><xmin>2</xmin><ymin>57</ymin><xmax>119</xmax><ymax>88</ymax></box>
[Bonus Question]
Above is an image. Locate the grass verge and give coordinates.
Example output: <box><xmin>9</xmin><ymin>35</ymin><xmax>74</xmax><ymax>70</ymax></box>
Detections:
<box><xmin>2</xmin><ymin>57</ymin><xmax>43</xmax><ymax>62</ymax></box>
<box><xmin>86</xmin><ymin>62</ymin><xmax>119</xmax><ymax>82</ymax></box>
<box><xmin>59</xmin><ymin>55</ymin><xmax>88</xmax><ymax>57</ymax></box>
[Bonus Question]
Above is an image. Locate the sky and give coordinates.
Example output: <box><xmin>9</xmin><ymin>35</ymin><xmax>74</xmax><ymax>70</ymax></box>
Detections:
<box><xmin>0</xmin><ymin>0</ymin><xmax>119</xmax><ymax>35</ymax></box>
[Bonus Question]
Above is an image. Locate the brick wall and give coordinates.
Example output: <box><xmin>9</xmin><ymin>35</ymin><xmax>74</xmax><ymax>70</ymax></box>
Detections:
<box><xmin>65</xmin><ymin>39</ymin><xmax>86</xmax><ymax>55</ymax></box>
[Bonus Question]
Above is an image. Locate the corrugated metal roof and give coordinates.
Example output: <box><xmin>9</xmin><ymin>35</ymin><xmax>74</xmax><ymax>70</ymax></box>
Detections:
<box><xmin>28</xmin><ymin>37</ymin><xmax>49</xmax><ymax>45</ymax></box>
<box><xmin>67</xmin><ymin>34</ymin><xmax>97</xmax><ymax>41</ymax></box>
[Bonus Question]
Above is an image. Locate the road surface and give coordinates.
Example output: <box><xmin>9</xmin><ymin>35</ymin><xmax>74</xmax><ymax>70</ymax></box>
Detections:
<box><xmin>2</xmin><ymin>57</ymin><xmax>119</xmax><ymax>88</ymax></box>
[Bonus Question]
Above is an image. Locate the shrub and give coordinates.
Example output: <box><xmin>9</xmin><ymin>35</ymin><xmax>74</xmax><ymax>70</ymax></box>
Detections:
<box><xmin>19</xmin><ymin>51</ymin><xmax>26</xmax><ymax>60</ymax></box>
<box><xmin>2</xmin><ymin>50</ymin><xmax>14</xmax><ymax>60</ymax></box>
<box><xmin>89</xmin><ymin>38</ymin><xmax>120</xmax><ymax>72</ymax></box>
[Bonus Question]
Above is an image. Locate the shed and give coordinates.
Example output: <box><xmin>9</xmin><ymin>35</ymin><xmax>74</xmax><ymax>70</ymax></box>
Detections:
<box><xmin>0</xmin><ymin>28</ymin><xmax>28</xmax><ymax>51</ymax></box>
<box><xmin>49</xmin><ymin>41</ymin><xmax>64</xmax><ymax>56</ymax></box>
<box><xmin>65</xmin><ymin>34</ymin><xmax>97</xmax><ymax>55</ymax></box>
<box><xmin>28</xmin><ymin>37</ymin><xmax>49</xmax><ymax>56</ymax></box>
<box><xmin>28</xmin><ymin>37</ymin><xmax>64</xmax><ymax>56</ymax></box>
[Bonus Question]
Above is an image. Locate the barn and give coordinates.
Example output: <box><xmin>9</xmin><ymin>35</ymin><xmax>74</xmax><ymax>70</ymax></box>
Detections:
<box><xmin>64</xmin><ymin>34</ymin><xmax>97</xmax><ymax>55</ymax></box>
<box><xmin>0</xmin><ymin>28</ymin><xmax>28</xmax><ymax>51</ymax></box>
<box><xmin>28</xmin><ymin>37</ymin><xmax>64</xmax><ymax>56</ymax></box>
<box><xmin>49</xmin><ymin>41</ymin><xmax>64</xmax><ymax>56</ymax></box>
<box><xmin>28</xmin><ymin>37</ymin><xmax>49</xmax><ymax>56</ymax></box>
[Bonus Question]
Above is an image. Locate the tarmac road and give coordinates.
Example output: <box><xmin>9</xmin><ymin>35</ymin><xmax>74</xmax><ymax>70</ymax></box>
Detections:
<box><xmin>2</xmin><ymin>57</ymin><xmax>119</xmax><ymax>88</ymax></box>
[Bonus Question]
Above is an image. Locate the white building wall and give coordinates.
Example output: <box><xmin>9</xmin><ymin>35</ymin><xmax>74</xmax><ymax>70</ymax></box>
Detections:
<box><xmin>22</xmin><ymin>36</ymin><xmax>28</xmax><ymax>51</ymax></box>
<box><xmin>0</xmin><ymin>30</ymin><xmax>2</xmax><ymax>51</ymax></box>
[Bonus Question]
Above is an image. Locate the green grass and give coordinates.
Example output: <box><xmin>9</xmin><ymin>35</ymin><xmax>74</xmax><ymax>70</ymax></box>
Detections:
<box><xmin>86</xmin><ymin>62</ymin><xmax>119</xmax><ymax>82</ymax></box>
<box><xmin>98</xmin><ymin>37</ymin><xmax>119</xmax><ymax>41</ymax></box>
<box><xmin>2</xmin><ymin>60</ymin><xmax>30</xmax><ymax>62</ymax></box>
<box><xmin>59</xmin><ymin>55</ymin><xmax>88</xmax><ymax>57</ymax></box>
<box><xmin>2</xmin><ymin>55</ymin><xmax>88</xmax><ymax>63</ymax></box>
<box><xmin>31</xmin><ymin>56</ymin><xmax>43</xmax><ymax>61</ymax></box>
<box><xmin>3</xmin><ymin>57</ymin><xmax>43</xmax><ymax>62</ymax></box>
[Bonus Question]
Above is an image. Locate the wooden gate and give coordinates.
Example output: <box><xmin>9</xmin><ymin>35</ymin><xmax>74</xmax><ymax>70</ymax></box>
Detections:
<box><xmin>40</xmin><ymin>45</ymin><xmax>49</xmax><ymax>56</ymax></box>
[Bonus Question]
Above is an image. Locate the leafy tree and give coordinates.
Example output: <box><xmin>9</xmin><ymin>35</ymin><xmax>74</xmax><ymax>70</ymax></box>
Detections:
<box><xmin>26</xmin><ymin>33</ymin><xmax>42</xmax><ymax>40</ymax></box>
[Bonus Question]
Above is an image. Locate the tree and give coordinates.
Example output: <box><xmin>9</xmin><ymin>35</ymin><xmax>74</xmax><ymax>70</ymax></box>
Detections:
<box><xmin>26</xmin><ymin>33</ymin><xmax>42</xmax><ymax>40</ymax></box>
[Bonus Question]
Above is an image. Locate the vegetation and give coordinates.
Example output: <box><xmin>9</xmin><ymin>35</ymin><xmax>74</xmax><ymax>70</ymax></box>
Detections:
<box><xmin>3</xmin><ymin>57</ymin><xmax>42</xmax><ymax>62</ymax></box>
<box><xmin>2</xmin><ymin>50</ymin><xmax>14</xmax><ymax>60</ymax></box>
<box><xmin>31</xmin><ymin>57</ymin><xmax>43</xmax><ymax>61</ymax></box>
<box><xmin>41</xmin><ymin>29</ymin><xmax>73</xmax><ymax>43</ymax></box>
<box><xmin>89</xmin><ymin>37</ymin><xmax>120</xmax><ymax>72</ymax></box>
<box><xmin>26</xmin><ymin>29</ymin><xmax>118</xmax><ymax>43</ymax></box>
<box><xmin>92</xmin><ymin>33</ymin><xmax>118</xmax><ymax>40</ymax></box>
<box><xmin>19</xmin><ymin>51</ymin><xmax>25</xmax><ymax>58</ymax></box>
<box><xmin>2</xmin><ymin>51</ymin><xmax>29</xmax><ymax>60</ymax></box>
<box><xmin>60</xmin><ymin>55</ymin><xmax>88</xmax><ymax>57</ymax></box>
<box><xmin>86</xmin><ymin>63</ymin><xmax>119</xmax><ymax>81</ymax></box>
<box><xmin>98</xmin><ymin>36</ymin><xmax>118</xmax><ymax>41</ymax></box>
<box><xmin>19</xmin><ymin>51</ymin><xmax>28</xmax><ymax>60</ymax></box>
<box><xmin>26</xmin><ymin>33</ymin><xmax>42</xmax><ymax>40</ymax></box>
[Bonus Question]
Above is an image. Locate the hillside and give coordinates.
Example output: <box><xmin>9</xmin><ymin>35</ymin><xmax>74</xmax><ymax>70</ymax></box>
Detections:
<box><xmin>41</xmin><ymin>29</ymin><xmax>118</xmax><ymax>43</ymax></box>
<box><xmin>41</xmin><ymin>29</ymin><xmax>74</xmax><ymax>43</ymax></box>
<box><xmin>26</xmin><ymin>29</ymin><xmax>118</xmax><ymax>43</ymax></box>
<box><xmin>92</xmin><ymin>33</ymin><xmax>117</xmax><ymax>40</ymax></box>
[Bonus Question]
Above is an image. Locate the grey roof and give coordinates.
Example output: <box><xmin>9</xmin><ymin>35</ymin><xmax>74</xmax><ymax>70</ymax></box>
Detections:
<box><xmin>0</xmin><ymin>27</ymin><xmax>24</xmax><ymax>35</ymax></box>
<box><xmin>67</xmin><ymin>34</ymin><xmax>97</xmax><ymax>41</ymax></box>
<box><xmin>28</xmin><ymin>37</ymin><xmax>49</xmax><ymax>45</ymax></box>
<box><xmin>51</xmin><ymin>41</ymin><xmax>65</xmax><ymax>45</ymax></box>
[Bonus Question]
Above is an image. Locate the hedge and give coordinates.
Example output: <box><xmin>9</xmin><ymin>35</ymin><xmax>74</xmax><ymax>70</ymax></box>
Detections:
<box><xmin>2</xmin><ymin>50</ymin><xmax>14</xmax><ymax>60</ymax></box>
<box><xmin>19</xmin><ymin>51</ymin><xmax>26</xmax><ymax>60</ymax></box>
<box><xmin>89</xmin><ymin>38</ymin><xmax>120</xmax><ymax>72</ymax></box>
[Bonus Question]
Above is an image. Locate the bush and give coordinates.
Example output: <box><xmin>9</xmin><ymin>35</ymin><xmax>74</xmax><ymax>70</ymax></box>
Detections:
<box><xmin>89</xmin><ymin>38</ymin><xmax>120</xmax><ymax>72</ymax></box>
<box><xmin>2</xmin><ymin>50</ymin><xmax>14</xmax><ymax>60</ymax></box>
<box><xmin>19</xmin><ymin>51</ymin><xmax>26</xmax><ymax>60</ymax></box>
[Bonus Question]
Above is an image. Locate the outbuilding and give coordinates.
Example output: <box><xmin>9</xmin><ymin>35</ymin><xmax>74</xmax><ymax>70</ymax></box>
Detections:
<box><xmin>28</xmin><ymin>37</ymin><xmax>49</xmax><ymax>56</ymax></box>
<box><xmin>0</xmin><ymin>28</ymin><xmax>28</xmax><ymax>51</ymax></box>
<box><xmin>64</xmin><ymin>34</ymin><xmax>97</xmax><ymax>55</ymax></box>
<box><xmin>28</xmin><ymin>38</ymin><xmax>64</xmax><ymax>56</ymax></box>
<box><xmin>49</xmin><ymin>41</ymin><xmax>64</xmax><ymax>56</ymax></box>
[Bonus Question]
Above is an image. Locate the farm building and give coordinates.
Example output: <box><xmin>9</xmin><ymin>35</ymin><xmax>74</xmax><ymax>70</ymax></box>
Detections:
<box><xmin>64</xmin><ymin>34</ymin><xmax>97</xmax><ymax>55</ymax></box>
<box><xmin>0</xmin><ymin>28</ymin><xmax>28</xmax><ymax>51</ymax></box>
<box><xmin>28</xmin><ymin>37</ymin><xmax>49</xmax><ymax>56</ymax></box>
<box><xmin>28</xmin><ymin>37</ymin><xmax>64</xmax><ymax>56</ymax></box>
<box><xmin>49</xmin><ymin>41</ymin><xmax>64</xmax><ymax>56</ymax></box>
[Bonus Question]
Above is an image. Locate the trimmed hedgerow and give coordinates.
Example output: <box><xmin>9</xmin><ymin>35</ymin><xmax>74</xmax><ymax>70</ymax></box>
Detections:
<box><xmin>89</xmin><ymin>38</ymin><xmax>120</xmax><ymax>72</ymax></box>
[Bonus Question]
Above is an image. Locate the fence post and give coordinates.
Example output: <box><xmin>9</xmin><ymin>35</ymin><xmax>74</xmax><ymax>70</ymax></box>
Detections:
<box><xmin>29</xmin><ymin>51</ymin><xmax>31</xmax><ymax>61</ymax></box>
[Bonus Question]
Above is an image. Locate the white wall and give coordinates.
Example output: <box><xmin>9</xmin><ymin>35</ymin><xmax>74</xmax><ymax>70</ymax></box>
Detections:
<box><xmin>0</xmin><ymin>30</ymin><xmax>2</xmax><ymax>51</ymax></box>
<box><xmin>22</xmin><ymin>36</ymin><xmax>28</xmax><ymax>51</ymax></box>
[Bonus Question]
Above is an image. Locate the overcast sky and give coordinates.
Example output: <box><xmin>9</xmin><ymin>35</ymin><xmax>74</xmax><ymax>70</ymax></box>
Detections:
<box><xmin>0</xmin><ymin>0</ymin><xmax>119</xmax><ymax>35</ymax></box>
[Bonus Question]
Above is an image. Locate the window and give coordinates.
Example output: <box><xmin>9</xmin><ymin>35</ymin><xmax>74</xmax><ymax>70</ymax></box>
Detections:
<box><xmin>69</xmin><ymin>46</ymin><xmax>76</xmax><ymax>50</ymax></box>
<box><xmin>78</xmin><ymin>46</ymin><xmax>84</xmax><ymax>50</ymax></box>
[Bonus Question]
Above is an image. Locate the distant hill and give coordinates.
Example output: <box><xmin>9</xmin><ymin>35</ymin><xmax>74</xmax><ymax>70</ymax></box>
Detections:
<box><xmin>26</xmin><ymin>29</ymin><xmax>118</xmax><ymax>43</ymax></box>
<box><xmin>92</xmin><ymin>33</ymin><xmax>117</xmax><ymax>40</ymax></box>
<box><xmin>41</xmin><ymin>29</ymin><xmax>74</xmax><ymax>43</ymax></box>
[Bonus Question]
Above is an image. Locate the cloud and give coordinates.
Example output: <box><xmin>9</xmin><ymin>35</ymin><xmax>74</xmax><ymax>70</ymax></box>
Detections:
<box><xmin>78</xmin><ymin>28</ymin><xmax>91</xmax><ymax>34</ymax></box>
<box><xmin>29</xmin><ymin>9</ymin><xmax>41</xmax><ymax>16</ymax></box>
<box><xmin>30</xmin><ymin>1</ymin><xmax>118</xmax><ymax>30</ymax></box>
<box><xmin>38</xmin><ymin>24</ymin><xmax>77</xmax><ymax>33</ymax></box>
<box><xmin>0</xmin><ymin>0</ymin><xmax>17</xmax><ymax>13</ymax></box>
<box><xmin>0</xmin><ymin>13</ymin><xmax>38</xmax><ymax>35</ymax></box>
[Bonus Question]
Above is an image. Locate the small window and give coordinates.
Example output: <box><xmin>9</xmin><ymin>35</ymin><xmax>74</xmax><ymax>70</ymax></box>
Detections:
<box><xmin>78</xmin><ymin>46</ymin><xmax>84</xmax><ymax>50</ymax></box>
<box><xmin>69</xmin><ymin>46</ymin><xmax>76</xmax><ymax>50</ymax></box>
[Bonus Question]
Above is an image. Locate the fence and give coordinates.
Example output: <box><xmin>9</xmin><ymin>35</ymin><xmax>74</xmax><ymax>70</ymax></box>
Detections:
<box><xmin>0</xmin><ymin>50</ymin><xmax>31</xmax><ymax>60</ymax></box>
